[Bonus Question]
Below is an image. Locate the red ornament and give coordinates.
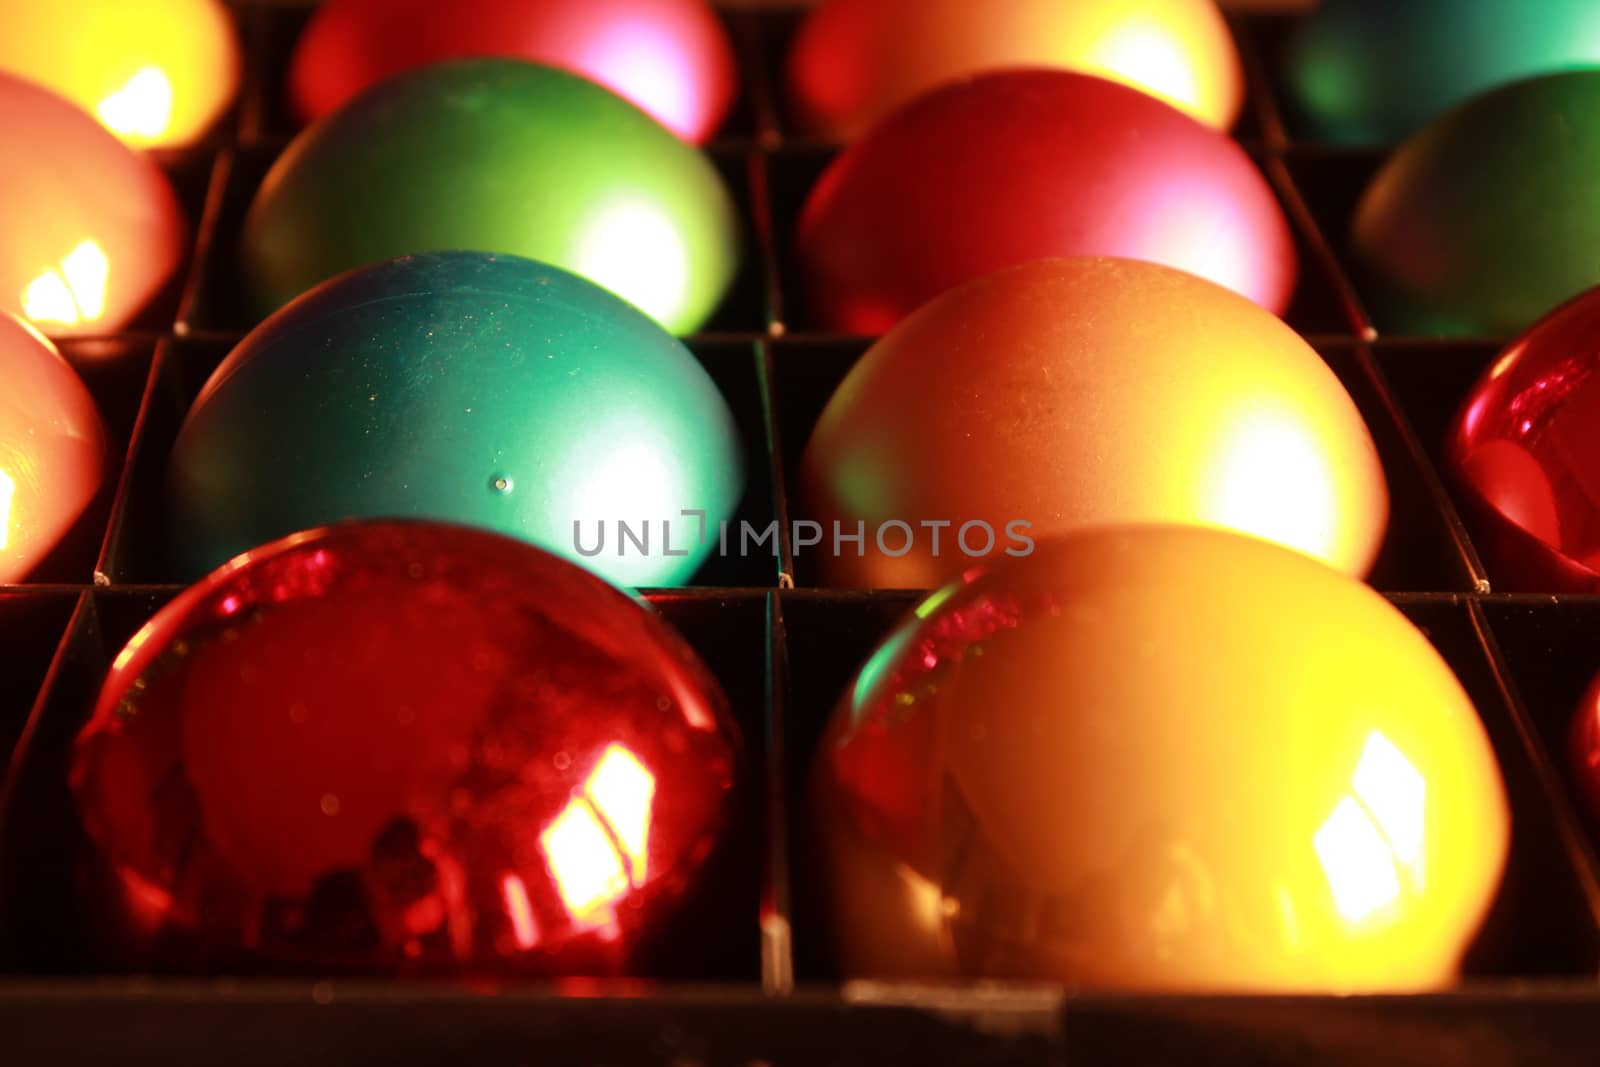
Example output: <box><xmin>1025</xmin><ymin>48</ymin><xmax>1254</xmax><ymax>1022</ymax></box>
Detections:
<box><xmin>1571</xmin><ymin>674</ymin><xmax>1600</xmax><ymax>825</ymax></box>
<box><xmin>1447</xmin><ymin>285</ymin><xmax>1600</xmax><ymax>591</ymax></box>
<box><xmin>287</xmin><ymin>0</ymin><xmax>738</xmax><ymax>144</ymax></box>
<box><xmin>71</xmin><ymin>520</ymin><xmax>741</xmax><ymax>975</ymax></box>
<box><xmin>794</xmin><ymin>69</ymin><xmax>1297</xmax><ymax>334</ymax></box>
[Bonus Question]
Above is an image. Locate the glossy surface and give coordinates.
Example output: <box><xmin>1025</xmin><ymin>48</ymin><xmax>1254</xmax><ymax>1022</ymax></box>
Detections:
<box><xmin>794</xmin><ymin>70</ymin><xmax>1294</xmax><ymax>333</ymax></box>
<box><xmin>1287</xmin><ymin>0</ymin><xmax>1600</xmax><ymax>146</ymax></box>
<box><xmin>290</xmin><ymin>0</ymin><xmax>736</xmax><ymax>144</ymax></box>
<box><xmin>170</xmin><ymin>252</ymin><xmax>744</xmax><ymax>588</ymax></box>
<box><xmin>0</xmin><ymin>73</ymin><xmax>185</xmax><ymax>337</ymax></box>
<box><xmin>242</xmin><ymin>59</ymin><xmax>740</xmax><ymax>335</ymax></box>
<box><xmin>813</xmin><ymin>526</ymin><xmax>1510</xmax><ymax>992</ymax></box>
<box><xmin>72</xmin><ymin>520</ymin><xmax>742</xmax><ymax>974</ymax></box>
<box><xmin>799</xmin><ymin>258</ymin><xmax>1386</xmax><ymax>589</ymax></box>
<box><xmin>1570</xmin><ymin>671</ymin><xmax>1600</xmax><ymax>827</ymax></box>
<box><xmin>0</xmin><ymin>313</ymin><xmax>106</xmax><ymax>582</ymax></box>
<box><xmin>0</xmin><ymin>0</ymin><xmax>239</xmax><ymax>148</ymax></box>
<box><xmin>1352</xmin><ymin>72</ymin><xmax>1600</xmax><ymax>338</ymax></box>
<box><xmin>1447</xmin><ymin>286</ymin><xmax>1600</xmax><ymax>591</ymax></box>
<box><xmin>789</xmin><ymin>0</ymin><xmax>1242</xmax><ymax>140</ymax></box>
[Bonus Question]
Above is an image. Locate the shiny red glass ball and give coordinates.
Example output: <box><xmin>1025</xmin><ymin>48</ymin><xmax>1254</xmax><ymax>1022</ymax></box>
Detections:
<box><xmin>1570</xmin><ymin>673</ymin><xmax>1600</xmax><ymax>826</ymax></box>
<box><xmin>71</xmin><ymin>520</ymin><xmax>741</xmax><ymax>975</ymax></box>
<box><xmin>1447</xmin><ymin>285</ymin><xmax>1600</xmax><ymax>591</ymax></box>
<box><xmin>794</xmin><ymin>69</ymin><xmax>1296</xmax><ymax>334</ymax></box>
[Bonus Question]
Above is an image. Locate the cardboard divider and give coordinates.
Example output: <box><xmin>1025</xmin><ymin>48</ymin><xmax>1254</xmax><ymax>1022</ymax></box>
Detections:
<box><xmin>1476</xmin><ymin>600</ymin><xmax>1600</xmax><ymax>884</ymax></box>
<box><xmin>0</xmin><ymin>593</ymin><xmax>78</xmax><ymax>759</ymax></box>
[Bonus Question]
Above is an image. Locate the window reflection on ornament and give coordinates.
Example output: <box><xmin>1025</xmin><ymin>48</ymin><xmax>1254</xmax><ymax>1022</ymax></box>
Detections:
<box><xmin>22</xmin><ymin>240</ymin><xmax>110</xmax><ymax>328</ymax></box>
<box><xmin>542</xmin><ymin>797</ymin><xmax>631</xmax><ymax>925</ymax></box>
<box><xmin>499</xmin><ymin>871</ymin><xmax>542</xmax><ymax>950</ymax></box>
<box><xmin>1314</xmin><ymin>731</ymin><xmax>1426</xmax><ymax>923</ymax></box>
<box><xmin>538</xmin><ymin>743</ymin><xmax>658</xmax><ymax>931</ymax></box>
<box><xmin>585</xmin><ymin>743</ymin><xmax>655</xmax><ymax>879</ymax></box>
<box><xmin>97</xmin><ymin>67</ymin><xmax>174</xmax><ymax>142</ymax></box>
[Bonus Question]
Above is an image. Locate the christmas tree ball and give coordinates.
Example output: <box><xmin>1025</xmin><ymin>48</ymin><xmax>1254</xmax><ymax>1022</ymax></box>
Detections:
<box><xmin>813</xmin><ymin>526</ymin><xmax>1510</xmax><ymax>992</ymax></box>
<box><xmin>1446</xmin><ymin>284</ymin><xmax>1600</xmax><ymax>591</ymax></box>
<box><xmin>794</xmin><ymin>70</ymin><xmax>1295</xmax><ymax>333</ymax></box>
<box><xmin>1352</xmin><ymin>71</ymin><xmax>1600</xmax><ymax>337</ymax></box>
<box><xmin>1287</xmin><ymin>0</ymin><xmax>1600</xmax><ymax>147</ymax></box>
<box><xmin>289</xmin><ymin>0</ymin><xmax>737</xmax><ymax>144</ymax></box>
<box><xmin>169</xmin><ymin>252</ymin><xmax>744</xmax><ymax>588</ymax></box>
<box><xmin>0</xmin><ymin>71</ymin><xmax>186</xmax><ymax>337</ymax></box>
<box><xmin>789</xmin><ymin>0</ymin><xmax>1243</xmax><ymax>139</ymax></box>
<box><xmin>0</xmin><ymin>0</ymin><xmax>240</xmax><ymax>149</ymax></box>
<box><xmin>799</xmin><ymin>257</ymin><xmax>1386</xmax><ymax>589</ymax></box>
<box><xmin>72</xmin><ymin>519</ymin><xmax>743</xmax><ymax>974</ymax></box>
<box><xmin>0</xmin><ymin>312</ymin><xmax>106</xmax><ymax>581</ymax></box>
<box><xmin>241</xmin><ymin>58</ymin><xmax>741</xmax><ymax>335</ymax></box>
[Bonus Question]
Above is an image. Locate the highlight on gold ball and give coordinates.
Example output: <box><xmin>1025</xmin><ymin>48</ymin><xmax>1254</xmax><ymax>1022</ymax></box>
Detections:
<box><xmin>0</xmin><ymin>0</ymin><xmax>240</xmax><ymax>149</ymax></box>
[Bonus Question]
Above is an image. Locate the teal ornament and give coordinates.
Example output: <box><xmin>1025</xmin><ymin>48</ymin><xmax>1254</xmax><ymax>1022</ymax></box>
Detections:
<box><xmin>1287</xmin><ymin>0</ymin><xmax>1600</xmax><ymax>145</ymax></box>
<box><xmin>169</xmin><ymin>252</ymin><xmax>744</xmax><ymax>587</ymax></box>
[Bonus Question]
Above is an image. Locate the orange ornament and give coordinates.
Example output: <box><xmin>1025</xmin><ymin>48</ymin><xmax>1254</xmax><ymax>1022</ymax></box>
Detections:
<box><xmin>0</xmin><ymin>73</ymin><xmax>185</xmax><ymax>338</ymax></box>
<box><xmin>0</xmin><ymin>312</ymin><xmax>106</xmax><ymax>582</ymax></box>
<box><xmin>814</xmin><ymin>526</ymin><xmax>1511</xmax><ymax>992</ymax></box>
<box><xmin>788</xmin><ymin>0</ymin><xmax>1244</xmax><ymax>140</ymax></box>
<box><xmin>799</xmin><ymin>258</ymin><xmax>1388</xmax><ymax>589</ymax></box>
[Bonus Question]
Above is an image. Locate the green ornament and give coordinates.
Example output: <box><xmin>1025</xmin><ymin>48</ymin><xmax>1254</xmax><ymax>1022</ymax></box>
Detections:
<box><xmin>1352</xmin><ymin>72</ymin><xmax>1600</xmax><ymax>338</ymax></box>
<box><xmin>241</xmin><ymin>59</ymin><xmax>740</xmax><ymax>335</ymax></box>
<box><xmin>1288</xmin><ymin>0</ymin><xmax>1600</xmax><ymax>146</ymax></box>
<box><xmin>170</xmin><ymin>252</ymin><xmax>745</xmax><ymax>588</ymax></box>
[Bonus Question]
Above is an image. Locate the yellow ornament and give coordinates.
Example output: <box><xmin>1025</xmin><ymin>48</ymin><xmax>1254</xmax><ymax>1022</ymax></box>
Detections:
<box><xmin>0</xmin><ymin>0</ymin><xmax>240</xmax><ymax>149</ymax></box>
<box><xmin>814</xmin><ymin>526</ymin><xmax>1511</xmax><ymax>992</ymax></box>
